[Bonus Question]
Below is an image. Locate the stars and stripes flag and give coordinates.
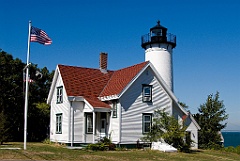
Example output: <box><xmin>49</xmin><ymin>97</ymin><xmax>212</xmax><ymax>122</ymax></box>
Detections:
<box><xmin>30</xmin><ymin>26</ymin><xmax>52</xmax><ymax>45</ymax></box>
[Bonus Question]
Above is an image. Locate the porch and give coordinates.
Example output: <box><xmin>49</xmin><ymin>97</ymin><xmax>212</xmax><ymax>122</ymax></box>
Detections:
<box><xmin>68</xmin><ymin>109</ymin><xmax>111</xmax><ymax>146</ymax></box>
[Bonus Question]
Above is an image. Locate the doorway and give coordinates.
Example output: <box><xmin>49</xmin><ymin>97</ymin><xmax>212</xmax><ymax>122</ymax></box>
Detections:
<box><xmin>100</xmin><ymin>113</ymin><xmax>107</xmax><ymax>138</ymax></box>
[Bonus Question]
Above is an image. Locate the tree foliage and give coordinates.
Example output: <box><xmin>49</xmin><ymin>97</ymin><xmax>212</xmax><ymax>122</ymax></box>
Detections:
<box><xmin>193</xmin><ymin>91</ymin><xmax>228</xmax><ymax>149</ymax></box>
<box><xmin>178</xmin><ymin>102</ymin><xmax>188</xmax><ymax>110</ymax></box>
<box><xmin>142</xmin><ymin>109</ymin><xmax>190</xmax><ymax>151</ymax></box>
<box><xmin>0</xmin><ymin>111</ymin><xmax>9</xmax><ymax>144</ymax></box>
<box><xmin>0</xmin><ymin>50</ymin><xmax>54</xmax><ymax>143</ymax></box>
<box><xmin>0</xmin><ymin>50</ymin><xmax>24</xmax><ymax>142</ymax></box>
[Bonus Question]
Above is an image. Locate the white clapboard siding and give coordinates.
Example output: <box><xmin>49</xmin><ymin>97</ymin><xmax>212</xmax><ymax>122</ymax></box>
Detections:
<box><xmin>120</xmin><ymin>67</ymin><xmax>172</xmax><ymax>143</ymax></box>
<box><xmin>50</xmin><ymin>73</ymin><xmax>70</xmax><ymax>143</ymax></box>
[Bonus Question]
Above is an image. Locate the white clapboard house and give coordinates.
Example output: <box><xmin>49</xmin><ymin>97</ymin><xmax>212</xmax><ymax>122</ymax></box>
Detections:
<box><xmin>47</xmin><ymin>22</ymin><xmax>200</xmax><ymax>149</ymax></box>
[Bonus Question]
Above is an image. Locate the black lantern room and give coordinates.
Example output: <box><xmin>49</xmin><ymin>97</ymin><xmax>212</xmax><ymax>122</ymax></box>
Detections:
<box><xmin>141</xmin><ymin>21</ymin><xmax>176</xmax><ymax>49</ymax></box>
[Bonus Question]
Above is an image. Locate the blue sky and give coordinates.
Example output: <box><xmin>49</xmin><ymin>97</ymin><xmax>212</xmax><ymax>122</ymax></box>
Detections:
<box><xmin>1</xmin><ymin>0</ymin><xmax>239</xmax><ymax>130</ymax></box>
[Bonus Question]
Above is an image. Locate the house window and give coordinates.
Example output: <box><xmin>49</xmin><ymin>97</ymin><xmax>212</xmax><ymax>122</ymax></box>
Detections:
<box><xmin>86</xmin><ymin>113</ymin><xmax>93</xmax><ymax>134</ymax></box>
<box><xmin>112</xmin><ymin>102</ymin><xmax>117</xmax><ymax>118</ymax></box>
<box><xmin>142</xmin><ymin>114</ymin><xmax>152</xmax><ymax>134</ymax></box>
<box><xmin>56</xmin><ymin>113</ymin><xmax>62</xmax><ymax>134</ymax></box>
<box><xmin>57</xmin><ymin>86</ymin><xmax>63</xmax><ymax>103</ymax></box>
<box><xmin>142</xmin><ymin>84</ymin><xmax>152</xmax><ymax>102</ymax></box>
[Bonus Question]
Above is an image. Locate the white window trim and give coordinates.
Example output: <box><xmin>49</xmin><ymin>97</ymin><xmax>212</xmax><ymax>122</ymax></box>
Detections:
<box><xmin>56</xmin><ymin>113</ymin><xmax>62</xmax><ymax>134</ymax></box>
<box><xmin>57</xmin><ymin>86</ymin><xmax>63</xmax><ymax>103</ymax></box>
<box><xmin>142</xmin><ymin>114</ymin><xmax>152</xmax><ymax>134</ymax></box>
<box><xmin>112</xmin><ymin>102</ymin><xmax>117</xmax><ymax>118</ymax></box>
<box><xmin>86</xmin><ymin>114</ymin><xmax>93</xmax><ymax>134</ymax></box>
<box><xmin>142</xmin><ymin>84</ymin><xmax>152</xmax><ymax>102</ymax></box>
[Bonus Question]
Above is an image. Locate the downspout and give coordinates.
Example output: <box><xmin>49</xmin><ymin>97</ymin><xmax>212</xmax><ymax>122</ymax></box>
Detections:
<box><xmin>106</xmin><ymin>112</ymin><xmax>109</xmax><ymax>138</ymax></box>
<box><xmin>71</xmin><ymin>101</ymin><xmax>74</xmax><ymax>147</ymax></box>
<box><xmin>83</xmin><ymin>102</ymin><xmax>86</xmax><ymax>143</ymax></box>
<box><xmin>68</xmin><ymin>102</ymin><xmax>71</xmax><ymax>144</ymax></box>
<box><xmin>93</xmin><ymin>111</ymin><xmax>96</xmax><ymax>143</ymax></box>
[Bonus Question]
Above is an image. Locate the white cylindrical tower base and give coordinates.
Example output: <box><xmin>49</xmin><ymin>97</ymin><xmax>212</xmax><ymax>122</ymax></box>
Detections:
<box><xmin>145</xmin><ymin>43</ymin><xmax>173</xmax><ymax>91</ymax></box>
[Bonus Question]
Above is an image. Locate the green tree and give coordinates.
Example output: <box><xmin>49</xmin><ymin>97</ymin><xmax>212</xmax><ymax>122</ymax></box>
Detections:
<box><xmin>178</xmin><ymin>102</ymin><xmax>188</xmax><ymax>109</ymax></box>
<box><xmin>0</xmin><ymin>50</ymin><xmax>25</xmax><ymax>142</ymax></box>
<box><xmin>142</xmin><ymin>109</ymin><xmax>189</xmax><ymax>151</ymax></box>
<box><xmin>193</xmin><ymin>91</ymin><xmax>228</xmax><ymax>149</ymax></box>
<box><xmin>0</xmin><ymin>111</ymin><xmax>9</xmax><ymax>144</ymax></box>
<box><xmin>0</xmin><ymin>50</ymin><xmax>53</xmax><ymax>143</ymax></box>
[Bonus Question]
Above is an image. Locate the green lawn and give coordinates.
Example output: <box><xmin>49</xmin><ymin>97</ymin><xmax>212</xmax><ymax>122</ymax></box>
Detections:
<box><xmin>0</xmin><ymin>142</ymin><xmax>240</xmax><ymax>161</ymax></box>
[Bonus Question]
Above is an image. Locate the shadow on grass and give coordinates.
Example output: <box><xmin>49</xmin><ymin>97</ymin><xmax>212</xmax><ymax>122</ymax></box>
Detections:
<box><xmin>181</xmin><ymin>149</ymin><xmax>203</xmax><ymax>153</ymax></box>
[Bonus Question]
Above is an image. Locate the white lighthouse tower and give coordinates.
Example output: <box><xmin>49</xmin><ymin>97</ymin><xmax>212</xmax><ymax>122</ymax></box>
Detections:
<box><xmin>141</xmin><ymin>21</ymin><xmax>176</xmax><ymax>91</ymax></box>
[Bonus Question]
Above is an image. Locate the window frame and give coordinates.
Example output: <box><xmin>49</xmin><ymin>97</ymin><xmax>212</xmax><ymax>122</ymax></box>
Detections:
<box><xmin>142</xmin><ymin>84</ymin><xmax>152</xmax><ymax>102</ymax></box>
<box><xmin>56</xmin><ymin>86</ymin><xmax>63</xmax><ymax>104</ymax></box>
<box><xmin>112</xmin><ymin>101</ymin><xmax>117</xmax><ymax>118</ymax></box>
<box><xmin>86</xmin><ymin>113</ymin><xmax>93</xmax><ymax>134</ymax></box>
<box><xmin>56</xmin><ymin>113</ymin><xmax>62</xmax><ymax>134</ymax></box>
<box><xmin>142</xmin><ymin>113</ymin><xmax>152</xmax><ymax>134</ymax></box>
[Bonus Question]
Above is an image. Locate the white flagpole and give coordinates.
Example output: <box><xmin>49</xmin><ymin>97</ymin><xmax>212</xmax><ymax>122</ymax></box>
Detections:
<box><xmin>24</xmin><ymin>20</ymin><xmax>31</xmax><ymax>150</ymax></box>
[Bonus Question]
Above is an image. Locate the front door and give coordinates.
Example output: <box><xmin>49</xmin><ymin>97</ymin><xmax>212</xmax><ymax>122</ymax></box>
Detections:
<box><xmin>100</xmin><ymin>118</ymin><xmax>106</xmax><ymax>138</ymax></box>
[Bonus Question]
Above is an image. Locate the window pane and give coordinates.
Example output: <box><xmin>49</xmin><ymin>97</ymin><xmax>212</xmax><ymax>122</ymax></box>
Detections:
<box><xmin>142</xmin><ymin>85</ymin><xmax>152</xmax><ymax>102</ymax></box>
<box><xmin>87</xmin><ymin>115</ymin><xmax>93</xmax><ymax>133</ymax></box>
<box><xmin>144</xmin><ymin>87</ymin><xmax>151</xmax><ymax>96</ymax></box>
<box><xmin>56</xmin><ymin>121</ymin><xmax>58</xmax><ymax>132</ymax></box>
<box><xmin>113</xmin><ymin>111</ymin><xmax>117</xmax><ymax>117</ymax></box>
<box><xmin>59</xmin><ymin>123</ymin><xmax>62</xmax><ymax>132</ymax></box>
<box><xmin>59</xmin><ymin>96</ymin><xmax>62</xmax><ymax>102</ymax></box>
<box><xmin>145</xmin><ymin>122</ymin><xmax>151</xmax><ymax>132</ymax></box>
<box><xmin>143</xmin><ymin>114</ymin><xmax>152</xmax><ymax>133</ymax></box>
<box><xmin>57</xmin><ymin>86</ymin><xmax>63</xmax><ymax>103</ymax></box>
<box><xmin>112</xmin><ymin>101</ymin><xmax>117</xmax><ymax>118</ymax></box>
<box><xmin>144</xmin><ymin>115</ymin><xmax>151</xmax><ymax>122</ymax></box>
<box><xmin>56</xmin><ymin>114</ymin><xmax>62</xmax><ymax>134</ymax></box>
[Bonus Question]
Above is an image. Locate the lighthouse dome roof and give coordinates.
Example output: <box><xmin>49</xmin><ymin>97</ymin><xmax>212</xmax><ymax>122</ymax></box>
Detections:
<box><xmin>150</xmin><ymin>20</ymin><xmax>167</xmax><ymax>31</ymax></box>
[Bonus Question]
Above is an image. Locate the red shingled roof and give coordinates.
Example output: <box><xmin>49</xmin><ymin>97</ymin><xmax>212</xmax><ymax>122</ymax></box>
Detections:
<box><xmin>58</xmin><ymin>61</ymin><xmax>149</xmax><ymax>108</ymax></box>
<box><xmin>99</xmin><ymin>61</ymin><xmax>149</xmax><ymax>97</ymax></box>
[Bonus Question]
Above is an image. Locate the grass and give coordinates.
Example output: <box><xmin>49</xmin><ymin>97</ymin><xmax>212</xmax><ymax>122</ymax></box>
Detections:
<box><xmin>0</xmin><ymin>142</ymin><xmax>240</xmax><ymax>161</ymax></box>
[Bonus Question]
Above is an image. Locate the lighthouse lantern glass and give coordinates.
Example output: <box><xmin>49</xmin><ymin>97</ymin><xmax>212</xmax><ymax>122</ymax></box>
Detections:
<box><xmin>151</xmin><ymin>29</ymin><xmax>162</xmax><ymax>36</ymax></box>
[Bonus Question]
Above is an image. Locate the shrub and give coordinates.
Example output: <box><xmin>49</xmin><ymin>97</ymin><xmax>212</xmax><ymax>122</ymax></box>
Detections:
<box><xmin>100</xmin><ymin>137</ymin><xmax>111</xmax><ymax>144</ymax></box>
<box><xmin>180</xmin><ymin>143</ymin><xmax>191</xmax><ymax>153</ymax></box>
<box><xmin>224</xmin><ymin>146</ymin><xmax>235</xmax><ymax>153</ymax></box>
<box><xmin>224</xmin><ymin>146</ymin><xmax>240</xmax><ymax>154</ymax></box>
<box><xmin>42</xmin><ymin>138</ymin><xmax>52</xmax><ymax>144</ymax></box>
<box><xmin>236</xmin><ymin>146</ymin><xmax>240</xmax><ymax>154</ymax></box>
<box><xmin>86</xmin><ymin>137</ymin><xmax>116</xmax><ymax>151</ymax></box>
<box><xmin>199</xmin><ymin>142</ymin><xmax>223</xmax><ymax>150</ymax></box>
<box><xmin>87</xmin><ymin>143</ymin><xmax>106</xmax><ymax>151</ymax></box>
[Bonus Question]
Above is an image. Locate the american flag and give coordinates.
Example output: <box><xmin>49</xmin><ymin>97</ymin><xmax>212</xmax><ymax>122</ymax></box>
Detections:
<box><xmin>30</xmin><ymin>26</ymin><xmax>52</xmax><ymax>45</ymax></box>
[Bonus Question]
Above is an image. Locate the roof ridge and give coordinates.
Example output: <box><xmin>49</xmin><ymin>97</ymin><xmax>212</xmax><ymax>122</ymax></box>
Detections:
<box><xmin>98</xmin><ymin>70</ymin><xmax>116</xmax><ymax>97</ymax></box>
<box><xmin>115</xmin><ymin>61</ymin><xmax>149</xmax><ymax>72</ymax></box>
<box><xmin>58</xmin><ymin>64</ymin><xmax>114</xmax><ymax>72</ymax></box>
